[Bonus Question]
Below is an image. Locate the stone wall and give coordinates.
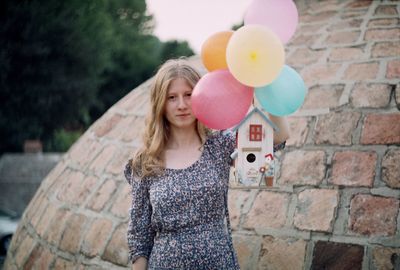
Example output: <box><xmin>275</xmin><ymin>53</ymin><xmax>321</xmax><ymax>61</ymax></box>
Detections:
<box><xmin>230</xmin><ymin>0</ymin><xmax>400</xmax><ymax>269</ymax></box>
<box><xmin>3</xmin><ymin>0</ymin><xmax>400</xmax><ymax>269</ymax></box>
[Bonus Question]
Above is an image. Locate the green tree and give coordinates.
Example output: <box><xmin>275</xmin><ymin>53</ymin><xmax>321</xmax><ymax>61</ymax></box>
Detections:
<box><xmin>91</xmin><ymin>0</ymin><xmax>161</xmax><ymax>120</ymax></box>
<box><xmin>0</xmin><ymin>0</ymin><xmax>113</xmax><ymax>152</ymax></box>
<box><xmin>160</xmin><ymin>40</ymin><xmax>194</xmax><ymax>63</ymax></box>
<box><xmin>0</xmin><ymin>0</ymin><xmax>196</xmax><ymax>153</ymax></box>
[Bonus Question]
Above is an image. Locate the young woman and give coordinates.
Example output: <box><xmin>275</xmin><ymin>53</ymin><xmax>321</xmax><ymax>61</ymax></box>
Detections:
<box><xmin>125</xmin><ymin>58</ymin><xmax>289</xmax><ymax>270</ymax></box>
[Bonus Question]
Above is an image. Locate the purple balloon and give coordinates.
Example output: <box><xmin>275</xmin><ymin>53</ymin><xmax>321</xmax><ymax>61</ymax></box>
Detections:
<box><xmin>191</xmin><ymin>70</ymin><xmax>254</xmax><ymax>130</ymax></box>
<box><xmin>244</xmin><ymin>0</ymin><xmax>299</xmax><ymax>44</ymax></box>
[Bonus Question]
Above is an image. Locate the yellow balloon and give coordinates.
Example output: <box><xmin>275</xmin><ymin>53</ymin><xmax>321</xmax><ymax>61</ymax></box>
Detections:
<box><xmin>201</xmin><ymin>31</ymin><xmax>234</xmax><ymax>72</ymax></box>
<box><xmin>226</xmin><ymin>25</ymin><xmax>285</xmax><ymax>87</ymax></box>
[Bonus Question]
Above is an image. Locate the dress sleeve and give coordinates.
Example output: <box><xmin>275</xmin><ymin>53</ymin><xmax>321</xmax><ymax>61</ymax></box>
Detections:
<box><xmin>124</xmin><ymin>161</ymin><xmax>156</xmax><ymax>263</ymax></box>
<box><xmin>213</xmin><ymin>130</ymin><xmax>236</xmax><ymax>165</ymax></box>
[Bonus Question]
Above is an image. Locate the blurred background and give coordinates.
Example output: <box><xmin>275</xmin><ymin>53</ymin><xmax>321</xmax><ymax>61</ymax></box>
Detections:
<box><xmin>0</xmin><ymin>0</ymin><xmax>206</xmax><ymax>264</ymax></box>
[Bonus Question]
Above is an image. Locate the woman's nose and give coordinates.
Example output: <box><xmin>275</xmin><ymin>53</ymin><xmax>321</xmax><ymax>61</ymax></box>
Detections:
<box><xmin>177</xmin><ymin>96</ymin><xmax>187</xmax><ymax>109</ymax></box>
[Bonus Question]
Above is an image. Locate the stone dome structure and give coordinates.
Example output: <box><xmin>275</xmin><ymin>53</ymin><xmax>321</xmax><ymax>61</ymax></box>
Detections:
<box><xmin>4</xmin><ymin>0</ymin><xmax>400</xmax><ymax>269</ymax></box>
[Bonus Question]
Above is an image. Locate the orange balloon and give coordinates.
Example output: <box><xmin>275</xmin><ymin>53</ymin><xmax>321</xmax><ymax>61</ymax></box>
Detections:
<box><xmin>201</xmin><ymin>31</ymin><xmax>234</xmax><ymax>72</ymax></box>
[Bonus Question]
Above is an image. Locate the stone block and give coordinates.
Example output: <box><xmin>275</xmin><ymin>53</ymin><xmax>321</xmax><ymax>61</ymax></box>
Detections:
<box><xmin>35</xmin><ymin>247</ymin><xmax>55</xmax><ymax>270</ymax></box>
<box><xmin>15</xmin><ymin>234</ymin><xmax>35</xmax><ymax>268</ymax></box>
<box><xmin>289</xmin><ymin>33</ymin><xmax>321</xmax><ymax>47</ymax></box>
<box><xmin>372</xmin><ymin>246</ymin><xmax>400</xmax><ymax>270</ymax></box>
<box><xmin>301</xmin><ymin>84</ymin><xmax>344</xmax><ymax>110</ymax></box>
<box><xmin>110</xmin><ymin>184</ymin><xmax>131</xmax><ymax>218</ymax></box>
<box><xmin>36</xmin><ymin>202</ymin><xmax>58</xmax><ymax>238</ymax></box>
<box><xmin>30</xmin><ymin>195</ymin><xmax>49</xmax><ymax>228</ymax></box>
<box><xmin>286</xmin><ymin>117</ymin><xmax>309</xmax><ymax>147</ymax></box>
<box><xmin>368</xmin><ymin>18</ymin><xmax>399</xmax><ymax>28</ymax></box>
<box><xmin>329</xmin><ymin>19</ymin><xmax>363</xmax><ymax>31</ymax></box>
<box><xmin>102</xmin><ymin>223</ymin><xmax>129</xmax><ymax>266</ymax></box>
<box><xmin>92</xmin><ymin>114</ymin><xmax>123</xmax><ymax>138</ymax></box>
<box><xmin>23</xmin><ymin>244</ymin><xmax>44</xmax><ymax>270</ymax></box>
<box><xmin>228</xmin><ymin>189</ymin><xmax>254</xmax><ymax>229</ymax></box>
<box><xmin>387</xmin><ymin>59</ymin><xmax>400</xmax><ymax>79</ymax></box>
<box><xmin>343</xmin><ymin>62</ymin><xmax>379</xmax><ymax>80</ymax></box>
<box><xmin>81</xmin><ymin>218</ymin><xmax>113</xmax><ymax>258</ymax></box>
<box><xmin>280</xmin><ymin>150</ymin><xmax>326</xmax><ymax>186</ymax></box>
<box><xmin>301</xmin><ymin>64</ymin><xmax>341</xmax><ymax>86</ymax></box>
<box><xmin>329</xmin><ymin>47</ymin><xmax>364</xmax><ymax>62</ymax></box>
<box><xmin>374</xmin><ymin>5</ymin><xmax>398</xmax><ymax>15</ymax></box>
<box><xmin>330</xmin><ymin>151</ymin><xmax>377</xmax><ymax>187</ymax></box>
<box><xmin>300</xmin><ymin>11</ymin><xmax>337</xmax><ymax>23</ymax></box>
<box><xmin>106</xmin><ymin>146</ymin><xmax>135</xmax><ymax>176</ymax></box>
<box><xmin>299</xmin><ymin>23</ymin><xmax>324</xmax><ymax>34</ymax></box>
<box><xmin>59</xmin><ymin>213</ymin><xmax>88</xmax><ymax>253</ymax></box>
<box><xmin>106</xmin><ymin>116</ymin><xmax>135</xmax><ymax>140</ymax></box>
<box><xmin>350</xmin><ymin>83</ymin><xmax>391</xmax><ymax>108</ymax></box>
<box><xmin>346</xmin><ymin>0</ymin><xmax>372</xmax><ymax>9</ymax></box>
<box><xmin>68</xmin><ymin>138</ymin><xmax>102</xmax><ymax>168</ymax></box>
<box><xmin>258</xmin><ymin>236</ymin><xmax>307</xmax><ymax>270</ymax></box>
<box><xmin>365</xmin><ymin>29</ymin><xmax>400</xmax><ymax>41</ymax></box>
<box><xmin>361</xmin><ymin>114</ymin><xmax>400</xmax><ymax>145</ymax></box>
<box><xmin>382</xmin><ymin>149</ymin><xmax>400</xmax><ymax>189</ymax></box>
<box><xmin>54</xmin><ymin>257</ymin><xmax>76</xmax><ymax>270</ymax></box>
<box><xmin>349</xmin><ymin>194</ymin><xmax>399</xmax><ymax>236</ymax></box>
<box><xmin>286</xmin><ymin>48</ymin><xmax>325</xmax><ymax>67</ymax></box>
<box><xmin>87</xmin><ymin>179</ymin><xmax>117</xmax><ymax>212</ymax></box>
<box><xmin>56</xmin><ymin>170</ymin><xmax>83</xmax><ymax>203</ymax></box>
<box><xmin>371</xmin><ymin>41</ymin><xmax>400</xmax><ymax>58</ymax></box>
<box><xmin>312</xmin><ymin>241</ymin><xmax>364</xmax><ymax>270</ymax></box>
<box><xmin>232</xmin><ymin>234</ymin><xmax>261</xmax><ymax>270</ymax></box>
<box><xmin>44</xmin><ymin>208</ymin><xmax>71</xmax><ymax>246</ymax></box>
<box><xmin>89</xmin><ymin>144</ymin><xmax>118</xmax><ymax>174</ymax></box>
<box><xmin>294</xmin><ymin>189</ymin><xmax>339</xmax><ymax>232</ymax></box>
<box><xmin>314</xmin><ymin>111</ymin><xmax>361</xmax><ymax>145</ymax></box>
<box><xmin>325</xmin><ymin>31</ymin><xmax>360</xmax><ymax>45</ymax></box>
<box><xmin>242</xmin><ymin>191</ymin><xmax>289</xmax><ymax>229</ymax></box>
<box><xmin>121</xmin><ymin>117</ymin><xmax>146</xmax><ymax>143</ymax></box>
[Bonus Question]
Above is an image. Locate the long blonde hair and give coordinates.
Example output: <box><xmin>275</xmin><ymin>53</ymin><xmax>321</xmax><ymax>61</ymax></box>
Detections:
<box><xmin>131</xmin><ymin>59</ymin><xmax>209</xmax><ymax>177</ymax></box>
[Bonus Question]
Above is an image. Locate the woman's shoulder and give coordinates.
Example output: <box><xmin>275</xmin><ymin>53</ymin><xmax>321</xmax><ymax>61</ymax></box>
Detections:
<box><xmin>206</xmin><ymin>130</ymin><xmax>235</xmax><ymax>145</ymax></box>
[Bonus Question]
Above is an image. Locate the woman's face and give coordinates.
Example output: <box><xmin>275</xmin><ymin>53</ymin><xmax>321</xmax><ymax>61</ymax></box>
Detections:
<box><xmin>164</xmin><ymin>78</ymin><xmax>196</xmax><ymax>130</ymax></box>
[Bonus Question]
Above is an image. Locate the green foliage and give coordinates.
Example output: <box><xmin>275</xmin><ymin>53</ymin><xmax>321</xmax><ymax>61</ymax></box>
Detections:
<box><xmin>160</xmin><ymin>40</ymin><xmax>194</xmax><ymax>63</ymax></box>
<box><xmin>45</xmin><ymin>129</ymin><xmax>82</xmax><ymax>152</ymax></box>
<box><xmin>0</xmin><ymin>0</ymin><xmax>113</xmax><ymax>152</ymax></box>
<box><xmin>0</xmin><ymin>0</ymin><xmax>195</xmax><ymax>153</ymax></box>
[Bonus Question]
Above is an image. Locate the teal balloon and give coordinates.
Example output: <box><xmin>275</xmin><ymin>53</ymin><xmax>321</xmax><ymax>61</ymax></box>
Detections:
<box><xmin>255</xmin><ymin>65</ymin><xmax>307</xmax><ymax>116</ymax></box>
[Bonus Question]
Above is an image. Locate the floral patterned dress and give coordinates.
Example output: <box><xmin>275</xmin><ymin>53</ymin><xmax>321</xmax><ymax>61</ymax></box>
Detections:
<box><xmin>125</xmin><ymin>131</ymin><xmax>285</xmax><ymax>270</ymax></box>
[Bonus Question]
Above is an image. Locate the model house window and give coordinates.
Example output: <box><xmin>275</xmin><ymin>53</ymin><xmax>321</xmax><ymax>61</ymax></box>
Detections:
<box><xmin>249</xmin><ymin>125</ymin><xmax>262</xmax><ymax>141</ymax></box>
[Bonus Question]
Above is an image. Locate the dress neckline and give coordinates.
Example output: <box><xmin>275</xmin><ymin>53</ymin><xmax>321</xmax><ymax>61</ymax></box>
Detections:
<box><xmin>164</xmin><ymin>137</ymin><xmax>209</xmax><ymax>172</ymax></box>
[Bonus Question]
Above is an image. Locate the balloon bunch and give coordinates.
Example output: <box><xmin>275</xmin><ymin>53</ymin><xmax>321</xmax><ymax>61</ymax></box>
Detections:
<box><xmin>191</xmin><ymin>0</ymin><xmax>307</xmax><ymax>130</ymax></box>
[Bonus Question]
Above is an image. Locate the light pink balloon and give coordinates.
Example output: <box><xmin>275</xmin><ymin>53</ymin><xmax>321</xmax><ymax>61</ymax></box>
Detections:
<box><xmin>191</xmin><ymin>69</ymin><xmax>254</xmax><ymax>130</ymax></box>
<box><xmin>244</xmin><ymin>0</ymin><xmax>298</xmax><ymax>44</ymax></box>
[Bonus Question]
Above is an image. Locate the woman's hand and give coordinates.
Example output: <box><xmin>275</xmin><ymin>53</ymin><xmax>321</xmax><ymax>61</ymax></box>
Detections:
<box><xmin>131</xmin><ymin>257</ymin><xmax>148</xmax><ymax>270</ymax></box>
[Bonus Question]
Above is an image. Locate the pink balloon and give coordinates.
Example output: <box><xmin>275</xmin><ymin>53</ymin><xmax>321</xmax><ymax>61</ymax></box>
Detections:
<box><xmin>191</xmin><ymin>69</ymin><xmax>254</xmax><ymax>130</ymax></box>
<box><xmin>244</xmin><ymin>0</ymin><xmax>298</xmax><ymax>44</ymax></box>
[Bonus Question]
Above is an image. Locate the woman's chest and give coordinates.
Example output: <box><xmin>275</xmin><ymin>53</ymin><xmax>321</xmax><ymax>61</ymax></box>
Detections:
<box><xmin>149</xmin><ymin>165</ymin><xmax>227</xmax><ymax>212</ymax></box>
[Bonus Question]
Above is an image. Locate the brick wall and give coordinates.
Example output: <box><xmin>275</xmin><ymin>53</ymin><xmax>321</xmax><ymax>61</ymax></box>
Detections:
<box><xmin>3</xmin><ymin>0</ymin><xmax>399</xmax><ymax>269</ymax></box>
<box><xmin>230</xmin><ymin>1</ymin><xmax>400</xmax><ymax>269</ymax></box>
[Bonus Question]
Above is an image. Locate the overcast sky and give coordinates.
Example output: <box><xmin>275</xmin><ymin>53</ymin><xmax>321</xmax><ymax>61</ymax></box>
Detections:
<box><xmin>146</xmin><ymin>0</ymin><xmax>252</xmax><ymax>54</ymax></box>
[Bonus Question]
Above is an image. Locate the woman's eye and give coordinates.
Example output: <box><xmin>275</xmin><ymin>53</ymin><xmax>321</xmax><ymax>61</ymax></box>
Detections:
<box><xmin>168</xmin><ymin>96</ymin><xmax>176</xmax><ymax>100</ymax></box>
<box><xmin>186</xmin><ymin>93</ymin><xmax>192</xmax><ymax>97</ymax></box>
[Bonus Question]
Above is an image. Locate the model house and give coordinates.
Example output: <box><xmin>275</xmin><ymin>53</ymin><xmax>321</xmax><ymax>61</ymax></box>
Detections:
<box><xmin>230</xmin><ymin>107</ymin><xmax>279</xmax><ymax>188</ymax></box>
